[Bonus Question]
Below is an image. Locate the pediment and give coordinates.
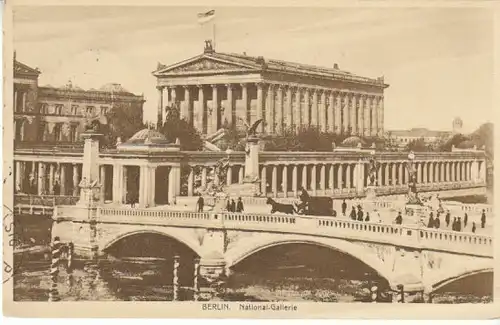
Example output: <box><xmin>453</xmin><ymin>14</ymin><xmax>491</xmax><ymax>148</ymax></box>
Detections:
<box><xmin>14</xmin><ymin>60</ymin><xmax>40</xmax><ymax>77</ymax></box>
<box><xmin>156</xmin><ymin>57</ymin><xmax>257</xmax><ymax>76</ymax></box>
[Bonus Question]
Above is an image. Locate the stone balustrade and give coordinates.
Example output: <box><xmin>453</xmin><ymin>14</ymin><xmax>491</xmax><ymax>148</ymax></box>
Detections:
<box><xmin>93</xmin><ymin>207</ymin><xmax>492</xmax><ymax>257</ymax></box>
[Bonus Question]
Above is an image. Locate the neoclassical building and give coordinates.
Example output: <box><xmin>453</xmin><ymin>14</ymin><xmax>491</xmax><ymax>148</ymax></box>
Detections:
<box><xmin>14</xmin><ymin>57</ymin><xmax>145</xmax><ymax>144</ymax></box>
<box><xmin>153</xmin><ymin>41</ymin><xmax>388</xmax><ymax>137</ymax></box>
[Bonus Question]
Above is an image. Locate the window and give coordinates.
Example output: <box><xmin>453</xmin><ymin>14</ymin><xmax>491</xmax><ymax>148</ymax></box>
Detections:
<box><xmin>71</xmin><ymin>105</ymin><xmax>79</xmax><ymax>115</ymax></box>
<box><xmin>14</xmin><ymin>91</ymin><xmax>25</xmax><ymax>113</ymax></box>
<box><xmin>39</xmin><ymin>103</ymin><xmax>49</xmax><ymax>114</ymax></box>
<box><xmin>70</xmin><ymin>124</ymin><xmax>78</xmax><ymax>142</ymax></box>
<box><xmin>86</xmin><ymin>106</ymin><xmax>95</xmax><ymax>115</ymax></box>
<box><xmin>100</xmin><ymin>106</ymin><xmax>108</xmax><ymax>116</ymax></box>
<box><xmin>53</xmin><ymin>123</ymin><xmax>62</xmax><ymax>141</ymax></box>
<box><xmin>38</xmin><ymin>121</ymin><xmax>47</xmax><ymax>141</ymax></box>
<box><xmin>15</xmin><ymin>120</ymin><xmax>23</xmax><ymax>140</ymax></box>
<box><xmin>55</xmin><ymin>104</ymin><xmax>64</xmax><ymax>115</ymax></box>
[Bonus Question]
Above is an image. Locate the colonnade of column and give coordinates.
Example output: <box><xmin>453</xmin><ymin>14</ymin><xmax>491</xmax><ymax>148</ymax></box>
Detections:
<box><xmin>14</xmin><ymin>161</ymin><xmax>82</xmax><ymax>196</ymax></box>
<box><xmin>157</xmin><ymin>83</ymin><xmax>385</xmax><ymax>137</ymax></box>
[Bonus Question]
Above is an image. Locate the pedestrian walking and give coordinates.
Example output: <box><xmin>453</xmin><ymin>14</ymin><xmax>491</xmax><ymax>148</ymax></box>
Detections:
<box><xmin>434</xmin><ymin>215</ymin><xmax>440</xmax><ymax>229</ymax></box>
<box><xmin>452</xmin><ymin>217</ymin><xmax>457</xmax><ymax>231</ymax></box>
<box><xmin>357</xmin><ymin>206</ymin><xmax>364</xmax><ymax>221</ymax></box>
<box><xmin>226</xmin><ymin>199</ymin><xmax>231</xmax><ymax>212</ymax></box>
<box><xmin>445</xmin><ymin>211</ymin><xmax>450</xmax><ymax>227</ymax></box>
<box><xmin>457</xmin><ymin>217</ymin><xmax>462</xmax><ymax>232</ymax></box>
<box><xmin>236</xmin><ymin>197</ymin><xmax>244</xmax><ymax>212</ymax></box>
<box><xmin>395</xmin><ymin>211</ymin><xmax>403</xmax><ymax>225</ymax></box>
<box><xmin>481</xmin><ymin>209</ymin><xmax>486</xmax><ymax>228</ymax></box>
<box><xmin>230</xmin><ymin>199</ymin><xmax>236</xmax><ymax>212</ymax></box>
<box><xmin>341</xmin><ymin>199</ymin><xmax>347</xmax><ymax>216</ymax></box>
<box><xmin>196</xmin><ymin>195</ymin><xmax>204</xmax><ymax>212</ymax></box>
<box><xmin>365</xmin><ymin>212</ymin><xmax>370</xmax><ymax>222</ymax></box>
<box><xmin>427</xmin><ymin>212</ymin><xmax>434</xmax><ymax>228</ymax></box>
<box><xmin>464</xmin><ymin>213</ymin><xmax>468</xmax><ymax>228</ymax></box>
<box><xmin>53</xmin><ymin>181</ymin><xmax>61</xmax><ymax>196</ymax></box>
<box><xmin>472</xmin><ymin>222</ymin><xmax>477</xmax><ymax>233</ymax></box>
<box><xmin>350</xmin><ymin>206</ymin><xmax>357</xmax><ymax>220</ymax></box>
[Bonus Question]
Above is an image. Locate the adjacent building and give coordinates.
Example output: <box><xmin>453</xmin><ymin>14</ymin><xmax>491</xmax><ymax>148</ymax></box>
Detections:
<box><xmin>388</xmin><ymin>118</ymin><xmax>463</xmax><ymax>148</ymax></box>
<box><xmin>14</xmin><ymin>58</ymin><xmax>145</xmax><ymax>145</ymax></box>
<box><xmin>153</xmin><ymin>41</ymin><xmax>388</xmax><ymax>137</ymax></box>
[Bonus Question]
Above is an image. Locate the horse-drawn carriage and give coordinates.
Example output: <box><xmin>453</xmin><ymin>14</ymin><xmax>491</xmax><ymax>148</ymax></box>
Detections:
<box><xmin>266</xmin><ymin>189</ymin><xmax>336</xmax><ymax>217</ymax></box>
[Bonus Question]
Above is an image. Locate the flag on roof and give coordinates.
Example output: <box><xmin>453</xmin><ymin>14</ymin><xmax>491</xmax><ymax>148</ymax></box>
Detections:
<box><xmin>197</xmin><ymin>10</ymin><xmax>215</xmax><ymax>24</ymax></box>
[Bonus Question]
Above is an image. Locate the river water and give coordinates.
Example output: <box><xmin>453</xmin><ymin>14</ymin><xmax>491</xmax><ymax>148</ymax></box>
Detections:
<box><xmin>12</xmin><ymin>194</ymin><xmax>494</xmax><ymax>303</ymax></box>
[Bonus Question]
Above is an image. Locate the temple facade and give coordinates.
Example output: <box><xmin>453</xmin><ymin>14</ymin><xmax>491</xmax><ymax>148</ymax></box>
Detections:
<box><xmin>153</xmin><ymin>41</ymin><xmax>388</xmax><ymax>137</ymax></box>
<box><xmin>14</xmin><ymin>58</ymin><xmax>145</xmax><ymax>144</ymax></box>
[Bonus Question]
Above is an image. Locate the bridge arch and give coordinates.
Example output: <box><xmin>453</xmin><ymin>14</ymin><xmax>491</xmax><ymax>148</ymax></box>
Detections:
<box><xmin>431</xmin><ymin>267</ymin><xmax>493</xmax><ymax>293</ymax></box>
<box><xmin>225</xmin><ymin>233</ymin><xmax>395</xmax><ymax>285</ymax></box>
<box><xmin>101</xmin><ymin>228</ymin><xmax>203</xmax><ymax>257</ymax></box>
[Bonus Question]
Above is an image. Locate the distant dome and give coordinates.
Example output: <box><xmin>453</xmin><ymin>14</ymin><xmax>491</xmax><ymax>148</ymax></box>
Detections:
<box><xmin>99</xmin><ymin>83</ymin><xmax>130</xmax><ymax>93</ymax></box>
<box><xmin>125</xmin><ymin>128</ymin><xmax>170</xmax><ymax>145</ymax></box>
<box><xmin>341</xmin><ymin>136</ymin><xmax>366</xmax><ymax>148</ymax></box>
<box><xmin>457</xmin><ymin>140</ymin><xmax>475</xmax><ymax>149</ymax></box>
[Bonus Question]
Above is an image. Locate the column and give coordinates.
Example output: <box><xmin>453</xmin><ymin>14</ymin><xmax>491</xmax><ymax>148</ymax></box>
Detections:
<box><xmin>417</xmin><ymin>162</ymin><xmax>422</xmax><ymax>184</ymax></box>
<box><xmin>447</xmin><ymin>162</ymin><xmax>452</xmax><ymax>182</ymax></box>
<box><xmin>334</xmin><ymin>92</ymin><xmax>342</xmax><ymax>134</ymax></box>
<box><xmin>256</xmin><ymin>83</ymin><xmax>264</xmax><ymax>133</ymax></box>
<box><xmin>276</xmin><ymin>85</ymin><xmax>283</xmax><ymax>134</ymax></box>
<box><xmin>182</xmin><ymin>86</ymin><xmax>191</xmax><ymax>123</ymax></box>
<box><xmin>122</xmin><ymin>166</ymin><xmax>128</xmax><ymax>204</ymax></box>
<box><xmin>311</xmin><ymin>164</ymin><xmax>317</xmax><ymax>195</ymax></box>
<box><xmin>302</xmin><ymin>165</ymin><xmax>308</xmax><ymax>189</ymax></box>
<box><xmin>391</xmin><ymin>163</ymin><xmax>396</xmax><ymax>186</ymax></box>
<box><xmin>345</xmin><ymin>164</ymin><xmax>351</xmax><ymax>188</ymax></box>
<box><xmin>238</xmin><ymin>165</ymin><xmax>244</xmax><ymax>184</ymax></box>
<box><xmin>377</xmin><ymin>163</ymin><xmax>383</xmax><ymax>186</ymax></box>
<box><xmin>157</xmin><ymin>86</ymin><xmax>164</xmax><ymax>128</ymax></box>
<box><xmin>383</xmin><ymin>163</ymin><xmax>389</xmax><ymax>186</ymax></box>
<box><xmin>15</xmin><ymin>161</ymin><xmax>22</xmax><ymax>192</ymax></box>
<box><xmin>209</xmin><ymin>84</ymin><xmax>218</xmax><ymax>133</ymax></box>
<box><xmin>294</xmin><ymin>87</ymin><xmax>302</xmax><ymax>132</ymax></box>
<box><xmin>363</xmin><ymin>95</ymin><xmax>369</xmax><ymax>136</ymax></box>
<box><xmin>187</xmin><ymin>167</ymin><xmax>194</xmax><ymax>196</ymax></box>
<box><xmin>168</xmin><ymin>167</ymin><xmax>176</xmax><ymax>204</ymax></box>
<box><xmin>337</xmin><ymin>164</ymin><xmax>343</xmax><ymax>189</ymax></box>
<box><xmin>112</xmin><ymin>164</ymin><xmax>121</xmax><ymax>203</ymax></box>
<box><xmin>170</xmin><ymin>87</ymin><xmax>177</xmax><ymax>105</ymax></box>
<box><xmin>320</xmin><ymin>90</ymin><xmax>327</xmax><ymax>132</ymax></box>
<box><xmin>60</xmin><ymin>164</ymin><xmax>66</xmax><ymax>195</ymax></box>
<box><xmin>358</xmin><ymin>94</ymin><xmax>364</xmax><ymax>136</ymax></box>
<box><xmin>328</xmin><ymin>91</ymin><xmax>335</xmax><ymax>133</ymax></box>
<box><xmin>225</xmin><ymin>83</ymin><xmax>233</xmax><ymax>127</ymax></box>
<box><xmin>328</xmin><ymin>164</ymin><xmax>335</xmax><ymax>193</ymax></box>
<box><xmin>372</xmin><ymin>96</ymin><xmax>379</xmax><ymax>137</ymax></box>
<box><xmin>282</xmin><ymin>165</ymin><xmax>288</xmax><ymax>197</ymax></box>
<box><xmin>149</xmin><ymin>166</ymin><xmax>157</xmax><ymax>206</ymax></box>
<box><xmin>450</xmin><ymin>161</ymin><xmax>455</xmax><ymax>182</ymax></box>
<box><xmin>320</xmin><ymin>164</ymin><xmax>326</xmax><ymax>194</ymax></box>
<box><xmin>466</xmin><ymin>161</ymin><xmax>471</xmax><ymax>181</ymax></box>
<box><xmin>100</xmin><ymin>165</ymin><xmax>106</xmax><ymax>202</ymax></box>
<box><xmin>462</xmin><ymin>161</ymin><xmax>467</xmax><ymax>181</ymax></box>
<box><xmin>241</xmin><ymin>83</ymin><xmax>248</xmax><ymax>125</ymax></box>
<box><xmin>355</xmin><ymin>161</ymin><xmax>365</xmax><ymax>192</ymax></box>
<box><xmin>311</xmin><ymin>89</ymin><xmax>318</xmax><ymax>127</ymax></box>
<box><xmin>286</xmin><ymin>86</ymin><xmax>293</xmax><ymax>131</ymax></box>
<box><xmin>72</xmin><ymin>164</ymin><xmax>79</xmax><ymax>196</ymax></box>
<box><xmin>196</xmin><ymin>85</ymin><xmax>205</xmax><ymax>132</ymax></box>
<box><xmin>349</xmin><ymin>94</ymin><xmax>357</xmax><ymax>134</ymax></box>
<box><xmin>226</xmin><ymin>165</ymin><xmax>232</xmax><ymax>186</ymax></box>
<box><xmin>440</xmin><ymin>162</ymin><xmax>445</xmax><ymax>183</ymax></box>
<box><xmin>292</xmin><ymin>165</ymin><xmax>298</xmax><ymax>197</ymax></box>
<box><xmin>14</xmin><ymin>90</ymin><xmax>18</xmax><ymax>113</ymax></box>
<box><xmin>398</xmin><ymin>163</ymin><xmax>403</xmax><ymax>186</ymax></box>
<box><xmin>266</xmin><ymin>84</ymin><xmax>274</xmax><ymax>133</ymax></box>
<box><xmin>22</xmin><ymin>92</ymin><xmax>27</xmax><ymax>112</ymax></box>
<box><xmin>47</xmin><ymin>164</ymin><xmax>54</xmax><ymax>194</ymax></box>
<box><xmin>342</xmin><ymin>92</ymin><xmax>350</xmax><ymax>134</ymax></box>
<box><xmin>201</xmin><ymin>167</ymin><xmax>207</xmax><ymax>188</ymax></box>
<box><xmin>378</xmin><ymin>96</ymin><xmax>384</xmax><ymax>136</ymax></box>
<box><xmin>304</xmin><ymin>89</ymin><xmax>310</xmax><ymax>127</ymax></box>
<box><xmin>261</xmin><ymin>166</ymin><xmax>267</xmax><ymax>195</ymax></box>
<box><xmin>272</xmin><ymin>165</ymin><xmax>278</xmax><ymax>197</ymax></box>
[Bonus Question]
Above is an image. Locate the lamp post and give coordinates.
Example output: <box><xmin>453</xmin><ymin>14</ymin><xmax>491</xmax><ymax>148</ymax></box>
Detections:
<box><xmin>406</xmin><ymin>151</ymin><xmax>420</xmax><ymax>204</ymax></box>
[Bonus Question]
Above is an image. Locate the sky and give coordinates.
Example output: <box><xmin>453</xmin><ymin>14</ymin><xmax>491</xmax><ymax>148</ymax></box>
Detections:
<box><xmin>12</xmin><ymin>6</ymin><xmax>494</xmax><ymax>133</ymax></box>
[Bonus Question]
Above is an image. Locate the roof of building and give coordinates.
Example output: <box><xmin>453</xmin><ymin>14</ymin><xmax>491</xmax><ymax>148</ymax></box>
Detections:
<box><xmin>388</xmin><ymin>128</ymin><xmax>451</xmax><ymax>138</ymax></box>
<box><xmin>153</xmin><ymin>47</ymin><xmax>388</xmax><ymax>88</ymax></box>
<box><xmin>125</xmin><ymin>128</ymin><xmax>171</xmax><ymax>145</ymax></box>
<box><xmin>14</xmin><ymin>59</ymin><xmax>41</xmax><ymax>78</ymax></box>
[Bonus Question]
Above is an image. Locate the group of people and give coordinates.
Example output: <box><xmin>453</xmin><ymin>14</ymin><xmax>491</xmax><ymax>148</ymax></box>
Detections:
<box><xmin>348</xmin><ymin>204</ymin><xmax>371</xmax><ymax>222</ymax></box>
<box><xmin>226</xmin><ymin>197</ymin><xmax>245</xmax><ymax>213</ymax></box>
<box><xmin>426</xmin><ymin>209</ymin><xmax>487</xmax><ymax>233</ymax></box>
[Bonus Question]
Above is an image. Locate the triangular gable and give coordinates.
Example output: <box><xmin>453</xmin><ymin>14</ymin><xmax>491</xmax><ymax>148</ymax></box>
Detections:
<box><xmin>153</xmin><ymin>55</ymin><xmax>259</xmax><ymax>76</ymax></box>
<box><xmin>14</xmin><ymin>60</ymin><xmax>41</xmax><ymax>77</ymax></box>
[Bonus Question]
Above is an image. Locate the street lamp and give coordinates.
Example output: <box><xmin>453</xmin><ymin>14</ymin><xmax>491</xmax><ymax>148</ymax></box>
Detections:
<box><xmin>406</xmin><ymin>151</ymin><xmax>420</xmax><ymax>205</ymax></box>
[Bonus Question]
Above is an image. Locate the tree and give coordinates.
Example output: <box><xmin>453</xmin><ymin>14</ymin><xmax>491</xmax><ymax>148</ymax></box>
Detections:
<box><xmin>159</xmin><ymin>103</ymin><xmax>203</xmax><ymax>151</ymax></box>
<box><xmin>439</xmin><ymin>133</ymin><xmax>470</xmax><ymax>152</ymax></box>
<box><xmin>103</xmin><ymin>101</ymin><xmax>144</xmax><ymax>148</ymax></box>
<box><xmin>406</xmin><ymin>137</ymin><xmax>431</xmax><ymax>152</ymax></box>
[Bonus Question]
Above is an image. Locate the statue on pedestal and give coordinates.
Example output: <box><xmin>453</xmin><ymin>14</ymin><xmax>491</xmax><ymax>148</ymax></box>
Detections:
<box><xmin>405</xmin><ymin>151</ymin><xmax>422</xmax><ymax>206</ymax></box>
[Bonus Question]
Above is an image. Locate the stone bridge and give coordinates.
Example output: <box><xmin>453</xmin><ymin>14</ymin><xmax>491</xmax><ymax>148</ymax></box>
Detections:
<box><xmin>52</xmin><ymin>204</ymin><xmax>493</xmax><ymax>297</ymax></box>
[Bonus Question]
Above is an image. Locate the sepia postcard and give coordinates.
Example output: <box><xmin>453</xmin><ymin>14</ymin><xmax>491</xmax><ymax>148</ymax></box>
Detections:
<box><xmin>3</xmin><ymin>0</ymin><xmax>500</xmax><ymax>319</ymax></box>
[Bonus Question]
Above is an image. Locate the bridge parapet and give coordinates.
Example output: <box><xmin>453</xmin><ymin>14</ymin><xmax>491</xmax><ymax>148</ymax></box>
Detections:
<box><xmin>91</xmin><ymin>207</ymin><xmax>493</xmax><ymax>258</ymax></box>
